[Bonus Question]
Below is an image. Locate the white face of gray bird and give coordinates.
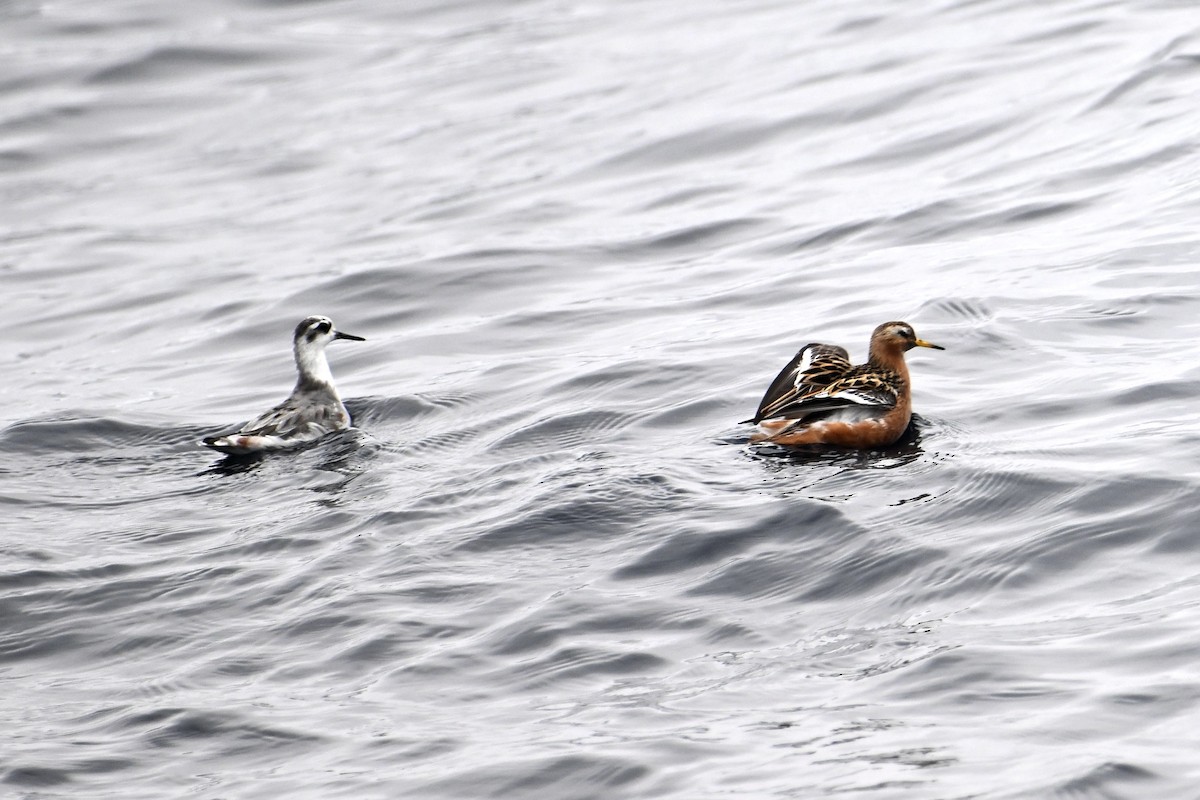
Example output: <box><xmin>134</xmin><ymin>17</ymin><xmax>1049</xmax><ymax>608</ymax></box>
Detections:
<box><xmin>293</xmin><ymin>316</ymin><xmax>366</xmax><ymax>350</ymax></box>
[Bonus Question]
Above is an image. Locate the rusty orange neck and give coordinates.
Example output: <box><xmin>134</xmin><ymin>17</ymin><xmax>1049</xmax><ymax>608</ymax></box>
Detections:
<box><xmin>868</xmin><ymin>340</ymin><xmax>910</xmax><ymax>381</ymax></box>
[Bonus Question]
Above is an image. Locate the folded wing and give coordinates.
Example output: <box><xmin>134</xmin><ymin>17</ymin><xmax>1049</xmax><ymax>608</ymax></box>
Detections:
<box><xmin>743</xmin><ymin>343</ymin><xmax>853</xmax><ymax>424</ymax></box>
<box><xmin>239</xmin><ymin>396</ymin><xmax>347</xmax><ymax>438</ymax></box>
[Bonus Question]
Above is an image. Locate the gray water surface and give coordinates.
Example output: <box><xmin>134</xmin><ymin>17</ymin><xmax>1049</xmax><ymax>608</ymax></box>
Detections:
<box><xmin>5</xmin><ymin>1</ymin><xmax>1200</xmax><ymax>798</ymax></box>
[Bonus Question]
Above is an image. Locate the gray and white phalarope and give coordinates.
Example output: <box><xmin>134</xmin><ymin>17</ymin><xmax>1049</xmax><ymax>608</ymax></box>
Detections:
<box><xmin>202</xmin><ymin>315</ymin><xmax>365</xmax><ymax>455</ymax></box>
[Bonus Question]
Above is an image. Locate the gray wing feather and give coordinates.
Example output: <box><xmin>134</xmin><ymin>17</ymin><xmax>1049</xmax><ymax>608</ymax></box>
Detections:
<box><xmin>239</xmin><ymin>393</ymin><xmax>347</xmax><ymax>437</ymax></box>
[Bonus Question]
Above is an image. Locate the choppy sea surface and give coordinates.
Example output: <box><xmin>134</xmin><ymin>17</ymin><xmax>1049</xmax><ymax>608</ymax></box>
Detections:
<box><xmin>6</xmin><ymin>1</ymin><xmax>1200</xmax><ymax>797</ymax></box>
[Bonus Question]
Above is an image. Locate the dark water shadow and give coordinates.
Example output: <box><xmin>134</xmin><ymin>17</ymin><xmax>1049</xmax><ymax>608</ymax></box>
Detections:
<box><xmin>201</xmin><ymin>451</ymin><xmax>267</xmax><ymax>477</ymax></box>
<box><xmin>731</xmin><ymin>416</ymin><xmax>928</xmax><ymax>471</ymax></box>
<box><xmin>197</xmin><ymin>429</ymin><xmax>368</xmax><ymax>480</ymax></box>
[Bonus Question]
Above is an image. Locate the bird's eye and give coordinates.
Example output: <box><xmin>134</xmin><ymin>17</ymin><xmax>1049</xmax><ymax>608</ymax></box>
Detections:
<box><xmin>315</xmin><ymin>321</ymin><xmax>332</xmax><ymax>334</ymax></box>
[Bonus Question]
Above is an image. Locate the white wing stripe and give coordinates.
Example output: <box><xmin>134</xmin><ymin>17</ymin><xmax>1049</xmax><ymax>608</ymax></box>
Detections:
<box><xmin>821</xmin><ymin>388</ymin><xmax>890</xmax><ymax>406</ymax></box>
<box><xmin>791</xmin><ymin>345</ymin><xmax>816</xmax><ymax>390</ymax></box>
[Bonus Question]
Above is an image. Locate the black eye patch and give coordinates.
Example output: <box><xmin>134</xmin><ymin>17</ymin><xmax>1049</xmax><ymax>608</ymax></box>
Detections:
<box><xmin>304</xmin><ymin>320</ymin><xmax>332</xmax><ymax>342</ymax></box>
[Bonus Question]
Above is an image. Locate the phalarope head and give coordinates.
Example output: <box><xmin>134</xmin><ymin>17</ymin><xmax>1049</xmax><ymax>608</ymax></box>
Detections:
<box><xmin>871</xmin><ymin>321</ymin><xmax>944</xmax><ymax>356</ymax></box>
<box><xmin>293</xmin><ymin>315</ymin><xmax>365</xmax><ymax>389</ymax></box>
<box><xmin>294</xmin><ymin>315</ymin><xmax>366</xmax><ymax>347</ymax></box>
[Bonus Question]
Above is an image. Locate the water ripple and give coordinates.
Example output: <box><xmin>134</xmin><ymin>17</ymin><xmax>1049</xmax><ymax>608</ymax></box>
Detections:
<box><xmin>6</xmin><ymin>0</ymin><xmax>1200</xmax><ymax>798</ymax></box>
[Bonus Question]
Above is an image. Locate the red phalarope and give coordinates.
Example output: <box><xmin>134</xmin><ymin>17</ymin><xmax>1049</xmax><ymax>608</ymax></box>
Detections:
<box><xmin>743</xmin><ymin>321</ymin><xmax>943</xmax><ymax>448</ymax></box>
<box><xmin>202</xmin><ymin>315</ymin><xmax>366</xmax><ymax>455</ymax></box>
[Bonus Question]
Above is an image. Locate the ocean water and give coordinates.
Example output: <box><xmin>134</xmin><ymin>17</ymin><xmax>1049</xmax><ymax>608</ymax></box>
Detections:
<box><xmin>5</xmin><ymin>0</ymin><xmax>1200</xmax><ymax>797</ymax></box>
